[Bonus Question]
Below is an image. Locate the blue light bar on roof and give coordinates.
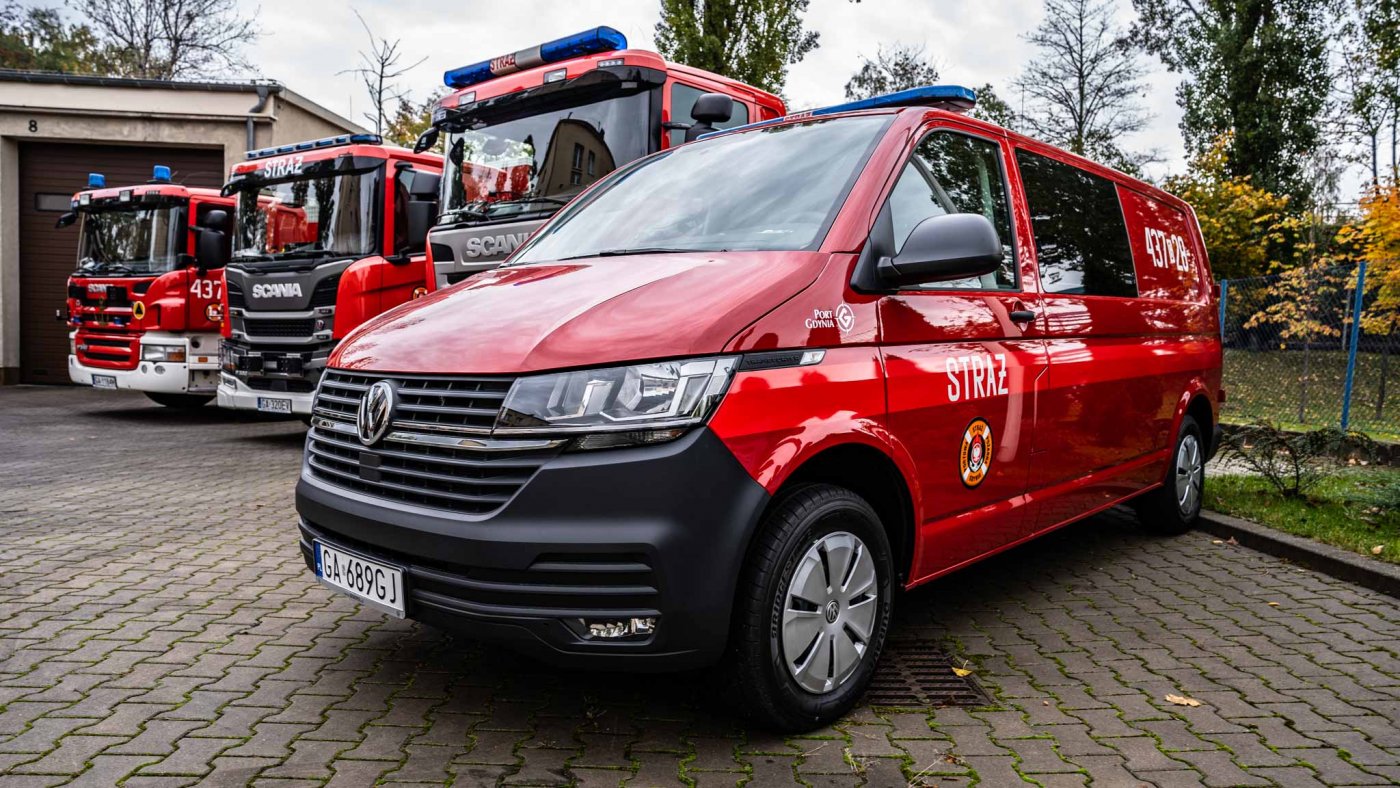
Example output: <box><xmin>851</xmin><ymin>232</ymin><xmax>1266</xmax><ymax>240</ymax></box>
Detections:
<box><xmin>697</xmin><ymin>85</ymin><xmax>979</xmax><ymax>141</ymax></box>
<box><xmin>87</xmin><ymin>173</ymin><xmax>106</xmax><ymax>188</ymax></box>
<box><xmin>444</xmin><ymin>26</ymin><xmax>627</xmax><ymax>88</ymax></box>
<box><xmin>811</xmin><ymin>85</ymin><xmax>977</xmax><ymax>116</ymax></box>
<box><xmin>150</xmin><ymin>165</ymin><xmax>172</xmax><ymax>183</ymax></box>
<box><xmin>245</xmin><ymin>133</ymin><xmax>383</xmax><ymax>159</ymax></box>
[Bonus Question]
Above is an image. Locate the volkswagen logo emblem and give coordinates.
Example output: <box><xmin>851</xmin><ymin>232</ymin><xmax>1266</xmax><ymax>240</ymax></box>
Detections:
<box><xmin>356</xmin><ymin>380</ymin><xmax>395</xmax><ymax>446</ymax></box>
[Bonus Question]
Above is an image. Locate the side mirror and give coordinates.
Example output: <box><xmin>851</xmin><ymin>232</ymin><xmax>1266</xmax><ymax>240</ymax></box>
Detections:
<box><xmin>685</xmin><ymin>93</ymin><xmax>734</xmax><ymax>142</ymax></box>
<box><xmin>876</xmin><ymin>213</ymin><xmax>1003</xmax><ymax>287</ymax></box>
<box><xmin>195</xmin><ymin>209</ymin><xmax>231</xmax><ymax>274</ymax></box>
<box><xmin>414</xmin><ymin>127</ymin><xmax>440</xmax><ymax>154</ymax></box>
<box><xmin>55</xmin><ymin>211</ymin><xmax>78</xmax><ymax>229</ymax></box>
<box><xmin>401</xmin><ymin>201</ymin><xmax>435</xmax><ymax>256</ymax></box>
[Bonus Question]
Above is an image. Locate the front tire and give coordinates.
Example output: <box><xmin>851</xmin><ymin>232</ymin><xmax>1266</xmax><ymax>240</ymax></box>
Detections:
<box><xmin>1135</xmin><ymin>414</ymin><xmax>1205</xmax><ymax>535</ymax></box>
<box><xmin>723</xmin><ymin>484</ymin><xmax>893</xmax><ymax>732</ymax></box>
<box><xmin>145</xmin><ymin>392</ymin><xmax>214</xmax><ymax>409</ymax></box>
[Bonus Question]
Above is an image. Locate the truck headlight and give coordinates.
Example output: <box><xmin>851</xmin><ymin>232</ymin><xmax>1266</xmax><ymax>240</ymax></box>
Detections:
<box><xmin>141</xmin><ymin>344</ymin><xmax>186</xmax><ymax>363</ymax></box>
<box><xmin>495</xmin><ymin>356</ymin><xmax>738</xmax><ymax>439</ymax></box>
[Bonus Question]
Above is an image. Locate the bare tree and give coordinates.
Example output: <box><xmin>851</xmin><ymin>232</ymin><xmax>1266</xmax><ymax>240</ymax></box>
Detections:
<box><xmin>844</xmin><ymin>43</ymin><xmax>939</xmax><ymax>100</ymax></box>
<box><xmin>72</xmin><ymin>0</ymin><xmax>258</xmax><ymax>79</ymax></box>
<box><xmin>1012</xmin><ymin>0</ymin><xmax>1153</xmax><ymax>172</ymax></box>
<box><xmin>340</xmin><ymin>10</ymin><xmax>425</xmax><ymax>136</ymax></box>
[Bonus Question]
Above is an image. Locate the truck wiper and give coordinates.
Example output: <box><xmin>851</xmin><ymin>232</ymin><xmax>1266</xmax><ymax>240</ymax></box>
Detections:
<box><xmin>80</xmin><ymin>260</ymin><xmax>137</xmax><ymax>275</ymax></box>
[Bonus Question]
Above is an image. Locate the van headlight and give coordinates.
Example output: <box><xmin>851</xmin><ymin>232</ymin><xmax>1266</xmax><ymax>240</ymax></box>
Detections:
<box><xmin>494</xmin><ymin>357</ymin><xmax>738</xmax><ymax>440</ymax></box>
<box><xmin>141</xmin><ymin>344</ymin><xmax>186</xmax><ymax>363</ymax></box>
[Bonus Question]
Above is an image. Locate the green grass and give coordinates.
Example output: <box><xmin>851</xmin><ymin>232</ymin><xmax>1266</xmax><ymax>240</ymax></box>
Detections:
<box><xmin>1222</xmin><ymin>348</ymin><xmax>1400</xmax><ymax>442</ymax></box>
<box><xmin>1205</xmin><ymin>468</ymin><xmax>1400</xmax><ymax>564</ymax></box>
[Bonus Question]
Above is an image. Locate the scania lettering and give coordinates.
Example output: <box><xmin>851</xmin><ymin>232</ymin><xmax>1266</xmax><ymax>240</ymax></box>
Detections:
<box><xmin>60</xmin><ymin>166</ymin><xmax>235</xmax><ymax>408</ymax></box>
<box><xmin>214</xmin><ymin>134</ymin><xmax>441</xmax><ymax>417</ymax></box>
<box><xmin>298</xmin><ymin>86</ymin><xmax>1222</xmax><ymax>731</ymax></box>
<box><xmin>416</xmin><ymin>26</ymin><xmax>786</xmax><ymax>286</ymax></box>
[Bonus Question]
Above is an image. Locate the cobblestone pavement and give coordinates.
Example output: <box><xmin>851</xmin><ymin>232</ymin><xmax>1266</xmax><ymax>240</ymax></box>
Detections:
<box><xmin>3</xmin><ymin>386</ymin><xmax>1399</xmax><ymax>787</ymax></box>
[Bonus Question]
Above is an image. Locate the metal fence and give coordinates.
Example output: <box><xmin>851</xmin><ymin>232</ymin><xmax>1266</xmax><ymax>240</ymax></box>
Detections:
<box><xmin>1220</xmin><ymin>261</ymin><xmax>1400</xmax><ymax>442</ymax></box>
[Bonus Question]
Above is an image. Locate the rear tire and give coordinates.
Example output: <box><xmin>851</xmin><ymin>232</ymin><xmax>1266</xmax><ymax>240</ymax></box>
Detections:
<box><xmin>145</xmin><ymin>392</ymin><xmax>213</xmax><ymax>409</ymax></box>
<box><xmin>1134</xmin><ymin>414</ymin><xmax>1204</xmax><ymax>535</ymax></box>
<box><xmin>722</xmin><ymin>484</ymin><xmax>893</xmax><ymax>732</ymax></box>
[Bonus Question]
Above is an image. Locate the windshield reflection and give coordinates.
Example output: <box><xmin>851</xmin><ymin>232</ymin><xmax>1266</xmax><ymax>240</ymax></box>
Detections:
<box><xmin>77</xmin><ymin>206</ymin><xmax>183</xmax><ymax>276</ymax></box>
<box><xmin>233</xmin><ymin>170</ymin><xmax>380</xmax><ymax>264</ymax></box>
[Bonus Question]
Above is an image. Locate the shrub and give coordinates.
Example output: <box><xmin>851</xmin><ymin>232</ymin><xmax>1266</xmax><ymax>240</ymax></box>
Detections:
<box><xmin>1222</xmin><ymin>423</ymin><xmax>1379</xmax><ymax>498</ymax></box>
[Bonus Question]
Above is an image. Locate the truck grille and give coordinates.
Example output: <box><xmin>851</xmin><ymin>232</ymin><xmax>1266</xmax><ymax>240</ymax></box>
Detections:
<box><xmin>225</xmin><ymin>280</ymin><xmax>244</xmax><ymax>309</ymax></box>
<box><xmin>242</xmin><ymin>318</ymin><xmax>316</xmax><ymax>338</ymax></box>
<box><xmin>307</xmin><ymin>370</ymin><xmax>556</xmax><ymax>515</ymax></box>
<box><xmin>310</xmin><ymin>275</ymin><xmax>340</xmax><ymax>307</ymax></box>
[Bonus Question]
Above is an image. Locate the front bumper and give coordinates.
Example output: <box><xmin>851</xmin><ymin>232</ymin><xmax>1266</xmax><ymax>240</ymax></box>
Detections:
<box><xmin>217</xmin><ymin>373</ymin><xmax>315</xmax><ymax>415</ymax></box>
<box><xmin>295</xmin><ymin>427</ymin><xmax>770</xmax><ymax>670</ymax></box>
<box><xmin>68</xmin><ymin>334</ymin><xmax>221</xmax><ymax>394</ymax></box>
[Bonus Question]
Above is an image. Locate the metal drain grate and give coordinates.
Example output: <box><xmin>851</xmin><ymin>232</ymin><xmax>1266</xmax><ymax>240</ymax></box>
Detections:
<box><xmin>862</xmin><ymin>639</ymin><xmax>992</xmax><ymax>708</ymax></box>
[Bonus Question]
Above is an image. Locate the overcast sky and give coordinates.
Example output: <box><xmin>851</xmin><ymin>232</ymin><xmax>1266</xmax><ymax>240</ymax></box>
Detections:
<box><xmin>239</xmin><ymin>0</ymin><xmax>1191</xmax><ymax>181</ymax></box>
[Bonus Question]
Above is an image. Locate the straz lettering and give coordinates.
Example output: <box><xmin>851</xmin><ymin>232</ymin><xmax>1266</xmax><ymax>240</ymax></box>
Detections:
<box><xmin>251</xmin><ymin>282</ymin><xmax>303</xmax><ymax>298</ymax></box>
<box><xmin>946</xmin><ymin>353</ymin><xmax>1009</xmax><ymax>402</ymax></box>
<box><xmin>1144</xmin><ymin>227</ymin><xmax>1193</xmax><ymax>273</ymax></box>
<box><xmin>462</xmin><ymin>232</ymin><xmax>529</xmax><ymax>259</ymax></box>
<box><xmin>490</xmin><ymin>53</ymin><xmax>516</xmax><ymax>73</ymax></box>
<box><xmin>259</xmin><ymin>155</ymin><xmax>305</xmax><ymax>180</ymax></box>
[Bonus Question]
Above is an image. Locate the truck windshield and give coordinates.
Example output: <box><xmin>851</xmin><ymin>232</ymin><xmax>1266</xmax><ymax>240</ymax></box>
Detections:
<box><xmin>441</xmin><ymin>89</ymin><xmax>653</xmax><ymax>226</ymax></box>
<box><xmin>76</xmin><ymin>205</ymin><xmax>184</xmax><ymax>275</ymax></box>
<box><xmin>512</xmin><ymin>114</ymin><xmax>890</xmax><ymax>263</ymax></box>
<box><xmin>232</xmin><ymin>169</ymin><xmax>380</xmax><ymax>264</ymax></box>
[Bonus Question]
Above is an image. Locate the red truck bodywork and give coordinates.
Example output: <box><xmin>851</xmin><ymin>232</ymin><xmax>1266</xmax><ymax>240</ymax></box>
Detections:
<box><xmin>64</xmin><ymin>183</ymin><xmax>232</xmax><ymax>402</ymax></box>
<box><xmin>216</xmin><ymin>141</ymin><xmax>441</xmax><ymax>415</ymax></box>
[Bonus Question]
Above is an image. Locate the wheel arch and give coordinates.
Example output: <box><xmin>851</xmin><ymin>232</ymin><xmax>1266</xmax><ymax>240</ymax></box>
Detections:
<box><xmin>763</xmin><ymin>442</ymin><xmax>917</xmax><ymax>585</ymax></box>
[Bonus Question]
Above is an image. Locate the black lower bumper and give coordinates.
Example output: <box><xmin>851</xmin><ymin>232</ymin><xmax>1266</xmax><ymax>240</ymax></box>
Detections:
<box><xmin>295</xmin><ymin>427</ymin><xmax>770</xmax><ymax>670</ymax></box>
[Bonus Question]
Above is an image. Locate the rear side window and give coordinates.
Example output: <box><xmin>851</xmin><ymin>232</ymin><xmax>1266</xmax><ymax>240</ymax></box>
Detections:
<box><xmin>1016</xmin><ymin>150</ymin><xmax>1136</xmax><ymax>297</ymax></box>
<box><xmin>668</xmin><ymin>83</ymin><xmax>751</xmax><ymax>147</ymax></box>
<box><xmin>886</xmin><ymin>131</ymin><xmax>1017</xmax><ymax>290</ymax></box>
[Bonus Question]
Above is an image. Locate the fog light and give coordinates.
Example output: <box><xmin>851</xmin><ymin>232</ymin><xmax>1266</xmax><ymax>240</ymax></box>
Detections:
<box><xmin>581</xmin><ymin>617</ymin><xmax>656</xmax><ymax>639</ymax></box>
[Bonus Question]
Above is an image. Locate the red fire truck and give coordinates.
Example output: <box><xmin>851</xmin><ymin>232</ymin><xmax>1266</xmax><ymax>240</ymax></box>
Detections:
<box><xmin>212</xmin><ymin>134</ymin><xmax>441</xmax><ymax>417</ymax></box>
<box><xmin>60</xmin><ymin>167</ymin><xmax>234</xmax><ymax>408</ymax></box>
<box><xmin>413</xmin><ymin>26</ymin><xmax>786</xmax><ymax>286</ymax></box>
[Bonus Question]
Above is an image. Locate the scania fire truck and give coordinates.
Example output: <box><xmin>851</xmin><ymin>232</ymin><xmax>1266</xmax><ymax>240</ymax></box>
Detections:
<box><xmin>61</xmin><ymin>167</ymin><xmax>234</xmax><ymax>408</ymax></box>
<box><xmin>214</xmin><ymin>134</ymin><xmax>441</xmax><ymax>416</ymax></box>
<box><xmin>414</xmin><ymin>26</ymin><xmax>786</xmax><ymax>286</ymax></box>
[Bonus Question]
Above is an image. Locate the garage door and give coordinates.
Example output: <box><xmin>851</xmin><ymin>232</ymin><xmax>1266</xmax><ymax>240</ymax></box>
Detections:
<box><xmin>18</xmin><ymin>143</ymin><xmax>225</xmax><ymax>384</ymax></box>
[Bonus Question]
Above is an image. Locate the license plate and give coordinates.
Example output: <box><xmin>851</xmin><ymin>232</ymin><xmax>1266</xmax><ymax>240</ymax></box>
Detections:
<box><xmin>257</xmin><ymin>396</ymin><xmax>292</xmax><ymax>414</ymax></box>
<box><xmin>92</xmin><ymin>374</ymin><xmax>117</xmax><ymax>389</ymax></box>
<box><xmin>314</xmin><ymin>541</ymin><xmax>406</xmax><ymax>617</ymax></box>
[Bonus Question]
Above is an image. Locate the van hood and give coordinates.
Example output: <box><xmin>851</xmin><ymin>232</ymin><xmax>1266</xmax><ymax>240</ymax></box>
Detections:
<box><xmin>332</xmin><ymin>251</ymin><xmax>828</xmax><ymax>375</ymax></box>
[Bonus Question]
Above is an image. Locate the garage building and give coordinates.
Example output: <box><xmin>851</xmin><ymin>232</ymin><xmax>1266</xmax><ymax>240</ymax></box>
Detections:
<box><xmin>0</xmin><ymin>71</ymin><xmax>368</xmax><ymax>384</ymax></box>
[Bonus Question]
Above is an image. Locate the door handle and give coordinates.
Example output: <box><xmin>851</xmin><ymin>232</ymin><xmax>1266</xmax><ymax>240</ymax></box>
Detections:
<box><xmin>1009</xmin><ymin>309</ymin><xmax>1037</xmax><ymax>324</ymax></box>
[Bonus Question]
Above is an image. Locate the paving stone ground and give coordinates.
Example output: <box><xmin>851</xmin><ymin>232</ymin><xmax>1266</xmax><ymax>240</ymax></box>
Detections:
<box><xmin>2</xmin><ymin>385</ymin><xmax>1399</xmax><ymax>787</ymax></box>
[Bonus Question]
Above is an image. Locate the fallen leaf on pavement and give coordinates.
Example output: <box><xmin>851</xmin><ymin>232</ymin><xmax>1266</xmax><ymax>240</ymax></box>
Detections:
<box><xmin>1268</xmin><ymin>602</ymin><xmax>1280</xmax><ymax>607</ymax></box>
<box><xmin>952</xmin><ymin>667</ymin><xmax>974</xmax><ymax>678</ymax></box>
<box><xmin>1227</xmin><ymin>537</ymin><xmax>1239</xmax><ymax>545</ymax></box>
<box><xmin>1165</xmin><ymin>694</ymin><xmax>1202</xmax><ymax>707</ymax></box>
<box><xmin>1211</xmin><ymin>539</ymin><xmax>1224</xmax><ymax>545</ymax></box>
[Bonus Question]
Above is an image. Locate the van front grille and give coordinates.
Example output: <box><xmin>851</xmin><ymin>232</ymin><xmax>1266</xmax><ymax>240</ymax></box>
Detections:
<box><xmin>307</xmin><ymin>370</ymin><xmax>554</xmax><ymax>515</ymax></box>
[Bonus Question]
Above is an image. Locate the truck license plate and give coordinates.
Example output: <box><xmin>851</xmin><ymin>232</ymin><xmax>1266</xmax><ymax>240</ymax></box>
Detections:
<box><xmin>256</xmin><ymin>396</ymin><xmax>291</xmax><ymax>414</ymax></box>
<box><xmin>92</xmin><ymin>375</ymin><xmax>117</xmax><ymax>389</ymax></box>
<box><xmin>314</xmin><ymin>541</ymin><xmax>405</xmax><ymax>617</ymax></box>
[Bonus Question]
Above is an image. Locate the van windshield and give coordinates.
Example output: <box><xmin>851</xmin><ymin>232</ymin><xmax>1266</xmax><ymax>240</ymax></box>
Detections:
<box><xmin>511</xmin><ymin>114</ymin><xmax>890</xmax><ymax>263</ymax></box>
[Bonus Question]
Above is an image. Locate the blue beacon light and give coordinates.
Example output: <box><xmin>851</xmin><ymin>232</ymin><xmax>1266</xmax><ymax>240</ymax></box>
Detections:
<box><xmin>444</xmin><ymin>26</ymin><xmax>628</xmax><ymax>89</ymax></box>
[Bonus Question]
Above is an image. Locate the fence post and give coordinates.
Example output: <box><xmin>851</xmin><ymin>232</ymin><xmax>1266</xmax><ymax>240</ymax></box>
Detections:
<box><xmin>1341</xmin><ymin>261</ymin><xmax>1368</xmax><ymax>432</ymax></box>
<box><xmin>1218</xmin><ymin>279</ymin><xmax>1229</xmax><ymax>340</ymax></box>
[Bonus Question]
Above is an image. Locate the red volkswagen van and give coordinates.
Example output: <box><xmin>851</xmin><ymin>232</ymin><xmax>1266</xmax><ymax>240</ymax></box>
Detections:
<box><xmin>295</xmin><ymin>86</ymin><xmax>1222</xmax><ymax>731</ymax></box>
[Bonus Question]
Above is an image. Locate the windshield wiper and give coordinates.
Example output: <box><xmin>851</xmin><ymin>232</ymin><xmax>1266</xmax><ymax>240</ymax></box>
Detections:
<box><xmin>80</xmin><ymin>260</ymin><xmax>137</xmax><ymax>275</ymax></box>
<box><xmin>560</xmin><ymin>247</ymin><xmax>709</xmax><ymax>260</ymax></box>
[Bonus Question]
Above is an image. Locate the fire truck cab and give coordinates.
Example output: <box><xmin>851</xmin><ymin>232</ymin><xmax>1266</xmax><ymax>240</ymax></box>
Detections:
<box><xmin>214</xmin><ymin>134</ymin><xmax>441</xmax><ymax>417</ymax></box>
<box><xmin>61</xmin><ymin>168</ymin><xmax>233</xmax><ymax>408</ymax></box>
<box><xmin>419</xmin><ymin>26</ymin><xmax>786</xmax><ymax>287</ymax></box>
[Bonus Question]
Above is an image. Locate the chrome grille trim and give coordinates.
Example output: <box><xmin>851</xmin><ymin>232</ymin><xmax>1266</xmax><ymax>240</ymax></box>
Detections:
<box><xmin>307</xmin><ymin>370</ymin><xmax>553</xmax><ymax>515</ymax></box>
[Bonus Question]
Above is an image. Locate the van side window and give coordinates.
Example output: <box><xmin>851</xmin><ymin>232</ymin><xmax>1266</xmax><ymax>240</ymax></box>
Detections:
<box><xmin>1015</xmin><ymin>150</ymin><xmax>1136</xmax><ymax>297</ymax></box>
<box><xmin>668</xmin><ymin>83</ymin><xmax>750</xmax><ymax>147</ymax></box>
<box><xmin>886</xmin><ymin>131</ymin><xmax>1017</xmax><ymax>290</ymax></box>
